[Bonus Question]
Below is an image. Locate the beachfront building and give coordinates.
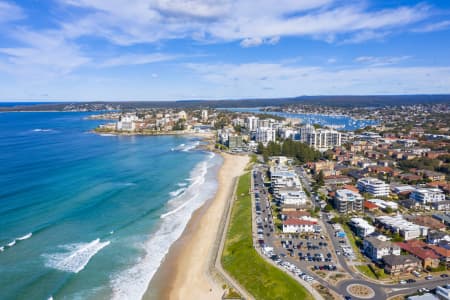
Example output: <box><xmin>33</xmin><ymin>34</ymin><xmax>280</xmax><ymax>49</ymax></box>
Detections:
<box><xmin>256</xmin><ymin>127</ymin><xmax>276</xmax><ymax>145</ymax></box>
<box><xmin>245</xmin><ymin>116</ymin><xmax>259</xmax><ymax>131</ymax></box>
<box><xmin>349</xmin><ymin>217</ymin><xmax>375</xmax><ymax>237</ymax></box>
<box><xmin>116</xmin><ymin>114</ymin><xmax>139</xmax><ymax>131</ymax></box>
<box><xmin>357</xmin><ymin>177</ymin><xmax>390</xmax><ymax>197</ymax></box>
<box><xmin>375</xmin><ymin>215</ymin><xmax>429</xmax><ymax>240</ymax></box>
<box><xmin>228</xmin><ymin>135</ymin><xmax>244</xmax><ymax>151</ymax></box>
<box><xmin>270</xmin><ymin>167</ymin><xmax>302</xmax><ymax>194</ymax></box>
<box><xmin>363</xmin><ymin>235</ymin><xmax>401</xmax><ymax>261</ymax></box>
<box><xmin>282</xmin><ymin>219</ymin><xmax>318</xmax><ymax>233</ymax></box>
<box><xmin>410</xmin><ymin>188</ymin><xmax>445</xmax><ymax>205</ymax></box>
<box><xmin>299</xmin><ymin>124</ymin><xmax>342</xmax><ymax>152</ymax></box>
<box><xmin>277</xmin><ymin>189</ymin><xmax>307</xmax><ymax>206</ymax></box>
<box><xmin>334</xmin><ymin>189</ymin><xmax>364</xmax><ymax>214</ymax></box>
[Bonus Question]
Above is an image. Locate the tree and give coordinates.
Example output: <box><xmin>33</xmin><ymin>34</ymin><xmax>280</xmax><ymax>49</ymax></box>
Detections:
<box><xmin>256</xmin><ymin>142</ymin><xmax>265</xmax><ymax>154</ymax></box>
<box><xmin>324</xmin><ymin>204</ymin><xmax>333</xmax><ymax>212</ymax></box>
<box><xmin>316</xmin><ymin>170</ymin><xmax>325</xmax><ymax>187</ymax></box>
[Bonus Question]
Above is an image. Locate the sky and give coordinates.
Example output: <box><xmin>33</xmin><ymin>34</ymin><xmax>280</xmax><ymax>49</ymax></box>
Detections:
<box><xmin>0</xmin><ymin>0</ymin><xmax>450</xmax><ymax>101</ymax></box>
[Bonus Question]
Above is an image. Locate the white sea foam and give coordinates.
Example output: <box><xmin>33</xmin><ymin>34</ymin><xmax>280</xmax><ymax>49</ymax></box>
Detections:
<box><xmin>44</xmin><ymin>238</ymin><xmax>110</xmax><ymax>273</ymax></box>
<box><xmin>7</xmin><ymin>240</ymin><xmax>16</xmax><ymax>247</ymax></box>
<box><xmin>0</xmin><ymin>246</ymin><xmax>4</xmax><ymax>252</ymax></box>
<box><xmin>17</xmin><ymin>232</ymin><xmax>32</xmax><ymax>241</ymax></box>
<box><xmin>177</xmin><ymin>182</ymin><xmax>188</xmax><ymax>187</ymax></box>
<box><xmin>99</xmin><ymin>133</ymin><xmax>116</xmax><ymax>137</ymax></box>
<box><xmin>168</xmin><ymin>188</ymin><xmax>185</xmax><ymax>198</ymax></box>
<box><xmin>172</xmin><ymin>141</ymin><xmax>200</xmax><ymax>152</ymax></box>
<box><xmin>110</xmin><ymin>152</ymin><xmax>221</xmax><ymax>300</ymax></box>
<box><xmin>32</xmin><ymin>128</ymin><xmax>55</xmax><ymax>133</ymax></box>
<box><xmin>181</xmin><ymin>141</ymin><xmax>200</xmax><ymax>152</ymax></box>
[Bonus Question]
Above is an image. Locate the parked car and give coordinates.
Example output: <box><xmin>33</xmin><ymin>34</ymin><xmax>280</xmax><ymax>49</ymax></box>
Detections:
<box><xmin>440</xmin><ymin>274</ymin><xmax>448</xmax><ymax>278</ymax></box>
<box><xmin>400</xmin><ymin>280</ymin><xmax>407</xmax><ymax>285</ymax></box>
<box><xmin>425</xmin><ymin>275</ymin><xmax>433</xmax><ymax>280</ymax></box>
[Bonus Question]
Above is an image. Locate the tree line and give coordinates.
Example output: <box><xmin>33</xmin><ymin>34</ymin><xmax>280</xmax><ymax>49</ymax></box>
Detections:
<box><xmin>256</xmin><ymin>139</ymin><xmax>322</xmax><ymax>163</ymax></box>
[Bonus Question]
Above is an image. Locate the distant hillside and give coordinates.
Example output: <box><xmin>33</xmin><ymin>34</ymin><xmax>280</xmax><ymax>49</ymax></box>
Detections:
<box><xmin>1</xmin><ymin>95</ymin><xmax>449</xmax><ymax>111</ymax></box>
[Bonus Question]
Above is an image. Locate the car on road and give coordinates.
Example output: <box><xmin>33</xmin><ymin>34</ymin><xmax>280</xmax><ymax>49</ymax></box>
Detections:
<box><xmin>406</xmin><ymin>279</ymin><xmax>416</xmax><ymax>283</ymax></box>
<box><xmin>400</xmin><ymin>280</ymin><xmax>407</xmax><ymax>284</ymax></box>
<box><xmin>440</xmin><ymin>274</ymin><xmax>449</xmax><ymax>278</ymax></box>
<box><xmin>425</xmin><ymin>275</ymin><xmax>433</xmax><ymax>280</ymax></box>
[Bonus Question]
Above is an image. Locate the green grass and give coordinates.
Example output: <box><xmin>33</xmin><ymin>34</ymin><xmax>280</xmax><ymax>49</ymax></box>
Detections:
<box><xmin>341</xmin><ymin>223</ymin><xmax>364</xmax><ymax>261</ymax></box>
<box><xmin>222</xmin><ymin>172</ymin><xmax>314</xmax><ymax>300</ymax></box>
<box><xmin>356</xmin><ymin>264</ymin><xmax>389</xmax><ymax>280</ymax></box>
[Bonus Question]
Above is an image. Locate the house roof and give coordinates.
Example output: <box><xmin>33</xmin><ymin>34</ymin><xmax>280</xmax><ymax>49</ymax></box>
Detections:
<box><xmin>428</xmin><ymin>245</ymin><xmax>450</xmax><ymax>258</ymax></box>
<box><xmin>383</xmin><ymin>254</ymin><xmax>420</xmax><ymax>266</ymax></box>
<box><xmin>364</xmin><ymin>201</ymin><xmax>378</xmax><ymax>210</ymax></box>
<box><xmin>283</xmin><ymin>219</ymin><xmax>317</xmax><ymax>226</ymax></box>
<box><xmin>396</xmin><ymin>240</ymin><xmax>441</xmax><ymax>260</ymax></box>
<box><xmin>364</xmin><ymin>236</ymin><xmax>398</xmax><ymax>249</ymax></box>
<box><xmin>281</xmin><ymin>210</ymin><xmax>311</xmax><ymax>218</ymax></box>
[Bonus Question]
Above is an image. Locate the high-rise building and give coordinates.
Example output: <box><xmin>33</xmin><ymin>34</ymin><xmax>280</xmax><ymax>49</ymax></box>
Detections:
<box><xmin>256</xmin><ymin>127</ymin><xmax>276</xmax><ymax>145</ymax></box>
<box><xmin>299</xmin><ymin>124</ymin><xmax>341</xmax><ymax>151</ymax></box>
<box><xmin>246</xmin><ymin>116</ymin><xmax>259</xmax><ymax>131</ymax></box>
<box><xmin>201</xmin><ymin>110</ymin><xmax>208</xmax><ymax>122</ymax></box>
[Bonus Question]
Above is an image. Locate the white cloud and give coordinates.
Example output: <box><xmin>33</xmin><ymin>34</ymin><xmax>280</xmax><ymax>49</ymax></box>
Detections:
<box><xmin>0</xmin><ymin>29</ymin><xmax>90</xmax><ymax>78</ymax></box>
<box><xmin>0</xmin><ymin>1</ymin><xmax>25</xmax><ymax>23</ymax></box>
<box><xmin>185</xmin><ymin>62</ymin><xmax>450</xmax><ymax>96</ymax></box>
<box><xmin>56</xmin><ymin>0</ymin><xmax>430</xmax><ymax>45</ymax></box>
<box><xmin>98</xmin><ymin>53</ymin><xmax>177</xmax><ymax>67</ymax></box>
<box><xmin>240</xmin><ymin>37</ymin><xmax>263</xmax><ymax>48</ymax></box>
<box><xmin>240</xmin><ymin>36</ymin><xmax>280</xmax><ymax>47</ymax></box>
<box><xmin>413</xmin><ymin>20</ymin><xmax>450</xmax><ymax>32</ymax></box>
<box><xmin>354</xmin><ymin>55</ymin><xmax>411</xmax><ymax>66</ymax></box>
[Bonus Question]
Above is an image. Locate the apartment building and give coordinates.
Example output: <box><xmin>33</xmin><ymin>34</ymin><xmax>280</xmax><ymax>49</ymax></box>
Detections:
<box><xmin>357</xmin><ymin>177</ymin><xmax>390</xmax><ymax>197</ymax></box>
<box><xmin>334</xmin><ymin>189</ymin><xmax>364</xmax><ymax>214</ymax></box>
<box><xmin>410</xmin><ymin>188</ymin><xmax>445</xmax><ymax>205</ymax></box>
<box><xmin>363</xmin><ymin>235</ymin><xmax>401</xmax><ymax>261</ymax></box>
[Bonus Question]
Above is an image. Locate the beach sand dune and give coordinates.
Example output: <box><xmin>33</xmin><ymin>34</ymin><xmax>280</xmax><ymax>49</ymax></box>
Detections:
<box><xmin>144</xmin><ymin>153</ymin><xmax>249</xmax><ymax>300</ymax></box>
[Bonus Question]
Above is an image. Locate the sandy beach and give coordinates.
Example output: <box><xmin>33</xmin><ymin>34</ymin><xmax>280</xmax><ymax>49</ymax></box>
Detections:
<box><xmin>144</xmin><ymin>152</ymin><xmax>249</xmax><ymax>300</ymax></box>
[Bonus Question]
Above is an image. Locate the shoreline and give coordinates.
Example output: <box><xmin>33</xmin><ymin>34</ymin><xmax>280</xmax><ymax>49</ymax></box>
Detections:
<box><xmin>143</xmin><ymin>152</ymin><xmax>249</xmax><ymax>300</ymax></box>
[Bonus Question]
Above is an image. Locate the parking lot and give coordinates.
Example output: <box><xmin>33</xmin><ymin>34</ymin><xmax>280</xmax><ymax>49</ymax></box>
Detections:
<box><xmin>252</xmin><ymin>166</ymin><xmax>341</xmax><ymax>284</ymax></box>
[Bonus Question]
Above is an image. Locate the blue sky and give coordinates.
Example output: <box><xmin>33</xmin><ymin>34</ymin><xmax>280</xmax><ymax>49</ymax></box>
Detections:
<box><xmin>0</xmin><ymin>0</ymin><xmax>450</xmax><ymax>101</ymax></box>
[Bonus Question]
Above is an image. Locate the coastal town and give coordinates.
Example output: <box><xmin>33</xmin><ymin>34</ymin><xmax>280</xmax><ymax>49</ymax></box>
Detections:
<box><xmin>92</xmin><ymin>102</ymin><xmax>450</xmax><ymax>300</ymax></box>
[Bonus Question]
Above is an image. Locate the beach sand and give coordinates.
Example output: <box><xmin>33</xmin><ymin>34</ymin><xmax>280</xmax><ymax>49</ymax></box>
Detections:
<box><xmin>144</xmin><ymin>152</ymin><xmax>249</xmax><ymax>300</ymax></box>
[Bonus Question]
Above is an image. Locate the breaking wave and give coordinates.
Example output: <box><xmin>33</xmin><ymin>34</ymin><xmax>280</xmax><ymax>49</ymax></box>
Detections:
<box><xmin>43</xmin><ymin>238</ymin><xmax>110</xmax><ymax>273</ymax></box>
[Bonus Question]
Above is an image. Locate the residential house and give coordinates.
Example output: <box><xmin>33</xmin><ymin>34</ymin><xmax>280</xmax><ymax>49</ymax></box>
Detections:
<box><xmin>383</xmin><ymin>254</ymin><xmax>421</xmax><ymax>275</ymax></box>
<box><xmin>397</xmin><ymin>240</ymin><xmax>441</xmax><ymax>269</ymax></box>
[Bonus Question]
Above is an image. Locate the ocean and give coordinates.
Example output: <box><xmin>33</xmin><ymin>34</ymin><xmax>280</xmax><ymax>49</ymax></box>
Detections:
<box><xmin>0</xmin><ymin>112</ymin><xmax>221</xmax><ymax>300</ymax></box>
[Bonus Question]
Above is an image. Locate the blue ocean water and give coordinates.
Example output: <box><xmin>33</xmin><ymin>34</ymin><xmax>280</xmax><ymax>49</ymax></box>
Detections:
<box><xmin>0</xmin><ymin>112</ymin><xmax>221</xmax><ymax>300</ymax></box>
<box><xmin>223</xmin><ymin>108</ymin><xmax>378</xmax><ymax>130</ymax></box>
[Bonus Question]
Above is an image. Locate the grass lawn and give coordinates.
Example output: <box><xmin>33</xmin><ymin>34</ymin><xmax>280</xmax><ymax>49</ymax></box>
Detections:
<box><xmin>222</xmin><ymin>172</ymin><xmax>314</xmax><ymax>300</ymax></box>
<box><xmin>356</xmin><ymin>264</ymin><xmax>389</xmax><ymax>280</ymax></box>
<box><xmin>341</xmin><ymin>223</ymin><xmax>364</xmax><ymax>261</ymax></box>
